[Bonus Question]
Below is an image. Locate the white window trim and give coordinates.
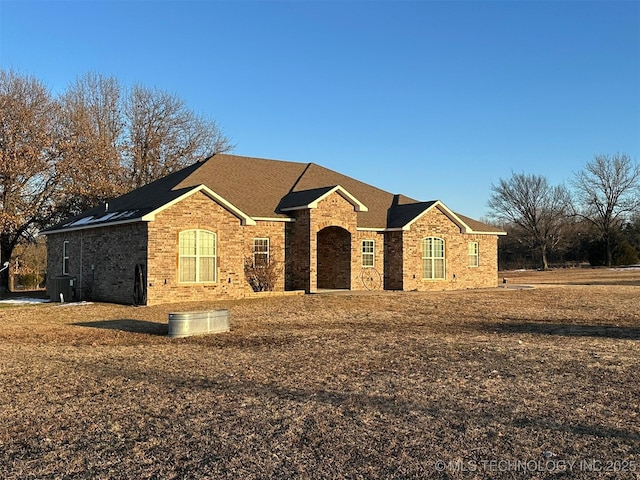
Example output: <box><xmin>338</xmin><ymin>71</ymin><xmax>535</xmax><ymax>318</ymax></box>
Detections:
<box><xmin>468</xmin><ymin>241</ymin><xmax>479</xmax><ymax>267</ymax></box>
<box><xmin>253</xmin><ymin>237</ymin><xmax>270</xmax><ymax>267</ymax></box>
<box><xmin>62</xmin><ymin>241</ymin><xmax>69</xmax><ymax>275</ymax></box>
<box><xmin>362</xmin><ymin>239</ymin><xmax>375</xmax><ymax>268</ymax></box>
<box><xmin>422</xmin><ymin>237</ymin><xmax>446</xmax><ymax>280</ymax></box>
<box><xmin>178</xmin><ymin>230</ymin><xmax>217</xmax><ymax>284</ymax></box>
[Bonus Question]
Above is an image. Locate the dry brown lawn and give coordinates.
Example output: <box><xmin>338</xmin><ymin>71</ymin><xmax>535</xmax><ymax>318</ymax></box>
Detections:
<box><xmin>501</xmin><ymin>266</ymin><xmax>640</xmax><ymax>287</ymax></box>
<box><xmin>1</xmin><ymin>268</ymin><xmax>639</xmax><ymax>479</ymax></box>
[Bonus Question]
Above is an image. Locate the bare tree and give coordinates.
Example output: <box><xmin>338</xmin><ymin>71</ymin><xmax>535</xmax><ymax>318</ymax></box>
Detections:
<box><xmin>52</xmin><ymin>76</ymin><xmax>234</xmax><ymax>218</ymax></box>
<box><xmin>488</xmin><ymin>172</ymin><xmax>570</xmax><ymax>270</ymax></box>
<box><xmin>0</xmin><ymin>69</ymin><xmax>234</xmax><ymax>291</ymax></box>
<box><xmin>57</xmin><ymin>72</ymin><xmax>127</xmax><ymax>215</ymax></box>
<box><xmin>572</xmin><ymin>153</ymin><xmax>640</xmax><ymax>267</ymax></box>
<box><xmin>0</xmin><ymin>70</ymin><xmax>59</xmax><ymax>291</ymax></box>
<box><xmin>124</xmin><ymin>85</ymin><xmax>233</xmax><ymax>189</ymax></box>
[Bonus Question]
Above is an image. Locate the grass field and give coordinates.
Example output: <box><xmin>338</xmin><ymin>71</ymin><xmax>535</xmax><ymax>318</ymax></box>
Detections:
<box><xmin>1</xmin><ymin>268</ymin><xmax>639</xmax><ymax>479</ymax></box>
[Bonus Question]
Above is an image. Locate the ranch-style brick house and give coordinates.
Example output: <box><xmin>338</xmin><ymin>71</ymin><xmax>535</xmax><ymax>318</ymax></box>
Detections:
<box><xmin>42</xmin><ymin>154</ymin><xmax>505</xmax><ymax>305</ymax></box>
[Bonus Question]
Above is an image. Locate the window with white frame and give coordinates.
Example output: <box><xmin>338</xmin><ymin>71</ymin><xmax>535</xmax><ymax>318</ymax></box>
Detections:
<box><xmin>62</xmin><ymin>241</ymin><xmax>70</xmax><ymax>275</ymax></box>
<box><xmin>468</xmin><ymin>241</ymin><xmax>479</xmax><ymax>267</ymax></box>
<box><xmin>253</xmin><ymin>238</ymin><xmax>269</xmax><ymax>267</ymax></box>
<box><xmin>422</xmin><ymin>237</ymin><xmax>445</xmax><ymax>279</ymax></box>
<box><xmin>362</xmin><ymin>239</ymin><xmax>375</xmax><ymax>268</ymax></box>
<box><xmin>178</xmin><ymin>230</ymin><xmax>217</xmax><ymax>283</ymax></box>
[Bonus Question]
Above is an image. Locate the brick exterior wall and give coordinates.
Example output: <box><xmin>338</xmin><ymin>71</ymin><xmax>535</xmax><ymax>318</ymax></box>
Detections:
<box><xmin>354</xmin><ymin>230</ymin><xmax>385</xmax><ymax>291</ymax></box>
<box><xmin>244</xmin><ymin>220</ymin><xmax>287</xmax><ymax>292</ymax></box>
<box><xmin>288</xmin><ymin>209</ymin><xmax>311</xmax><ymax>292</ymax></box>
<box><xmin>384</xmin><ymin>230</ymin><xmax>404</xmax><ymax>290</ymax></box>
<box><xmin>46</xmin><ymin>222</ymin><xmax>148</xmax><ymax>304</ymax></box>
<box><xmin>146</xmin><ymin>191</ymin><xmax>250</xmax><ymax>304</ymax></box>
<box><xmin>309</xmin><ymin>192</ymin><xmax>359</xmax><ymax>292</ymax></box>
<box><xmin>401</xmin><ymin>206</ymin><xmax>498</xmax><ymax>291</ymax></box>
<box><xmin>46</xmin><ymin>191</ymin><xmax>499</xmax><ymax>305</ymax></box>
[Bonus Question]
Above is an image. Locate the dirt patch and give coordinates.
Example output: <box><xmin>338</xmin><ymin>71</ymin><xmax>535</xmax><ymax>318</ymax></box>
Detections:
<box><xmin>1</xmin><ymin>270</ymin><xmax>638</xmax><ymax>479</ymax></box>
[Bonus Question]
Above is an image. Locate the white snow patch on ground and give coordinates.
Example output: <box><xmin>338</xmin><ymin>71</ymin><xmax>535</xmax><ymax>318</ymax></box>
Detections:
<box><xmin>0</xmin><ymin>298</ymin><xmax>50</xmax><ymax>304</ymax></box>
<box><xmin>55</xmin><ymin>301</ymin><xmax>94</xmax><ymax>308</ymax></box>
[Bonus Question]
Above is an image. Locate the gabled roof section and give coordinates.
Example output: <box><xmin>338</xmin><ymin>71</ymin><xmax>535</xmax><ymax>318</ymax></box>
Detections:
<box><xmin>176</xmin><ymin>154</ymin><xmax>416</xmax><ymax>228</ymax></box>
<box><xmin>41</xmin><ymin>161</ymin><xmax>256</xmax><ymax>234</ymax></box>
<box><xmin>387</xmin><ymin>199</ymin><xmax>506</xmax><ymax>234</ymax></box>
<box><xmin>289</xmin><ymin>162</ymin><xmax>415</xmax><ymax>228</ymax></box>
<box><xmin>386</xmin><ymin>201</ymin><xmax>438</xmax><ymax>229</ymax></box>
<box><xmin>141</xmin><ymin>184</ymin><xmax>256</xmax><ymax>226</ymax></box>
<box><xmin>42</xmin><ymin>153</ymin><xmax>504</xmax><ymax>235</ymax></box>
<box><xmin>174</xmin><ymin>154</ymin><xmax>309</xmax><ymax>219</ymax></box>
<box><xmin>278</xmin><ymin>185</ymin><xmax>368</xmax><ymax>212</ymax></box>
<box><xmin>454</xmin><ymin>212</ymin><xmax>507</xmax><ymax>235</ymax></box>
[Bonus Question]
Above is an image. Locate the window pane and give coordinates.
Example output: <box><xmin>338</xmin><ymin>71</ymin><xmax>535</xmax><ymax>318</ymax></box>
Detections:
<box><xmin>434</xmin><ymin>238</ymin><xmax>444</xmax><ymax>258</ymax></box>
<box><xmin>254</xmin><ymin>238</ymin><xmax>268</xmax><ymax>253</ymax></box>
<box><xmin>253</xmin><ymin>238</ymin><xmax>269</xmax><ymax>267</ymax></box>
<box><xmin>468</xmin><ymin>242</ymin><xmax>479</xmax><ymax>267</ymax></box>
<box><xmin>199</xmin><ymin>231</ymin><xmax>215</xmax><ymax>256</ymax></box>
<box><xmin>422</xmin><ymin>237</ymin><xmax>445</xmax><ymax>279</ymax></box>
<box><xmin>254</xmin><ymin>253</ymin><xmax>268</xmax><ymax>267</ymax></box>
<box><xmin>199</xmin><ymin>257</ymin><xmax>215</xmax><ymax>282</ymax></box>
<box><xmin>178</xmin><ymin>230</ymin><xmax>217</xmax><ymax>283</ymax></box>
<box><xmin>362</xmin><ymin>240</ymin><xmax>374</xmax><ymax>267</ymax></box>
<box><xmin>423</xmin><ymin>259</ymin><xmax>432</xmax><ymax>279</ymax></box>
<box><xmin>179</xmin><ymin>257</ymin><xmax>196</xmax><ymax>282</ymax></box>
<box><xmin>422</xmin><ymin>238</ymin><xmax>431</xmax><ymax>257</ymax></box>
<box><xmin>434</xmin><ymin>259</ymin><xmax>445</xmax><ymax>279</ymax></box>
<box><xmin>179</xmin><ymin>231</ymin><xmax>197</xmax><ymax>256</ymax></box>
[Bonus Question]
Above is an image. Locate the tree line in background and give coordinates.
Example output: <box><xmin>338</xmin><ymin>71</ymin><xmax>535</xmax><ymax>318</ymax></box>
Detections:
<box><xmin>488</xmin><ymin>153</ymin><xmax>640</xmax><ymax>270</ymax></box>
<box><xmin>0</xmin><ymin>69</ymin><xmax>233</xmax><ymax>291</ymax></box>
<box><xmin>1</xmin><ymin>69</ymin><xmax>638</xmax><ymax>292</ymax></box>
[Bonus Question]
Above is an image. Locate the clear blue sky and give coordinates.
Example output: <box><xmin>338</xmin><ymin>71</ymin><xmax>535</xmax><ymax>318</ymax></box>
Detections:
<box><xmin>1</xmin><ymin>0</ymin><xmax>639</xmax><ymax>220</ymax></box>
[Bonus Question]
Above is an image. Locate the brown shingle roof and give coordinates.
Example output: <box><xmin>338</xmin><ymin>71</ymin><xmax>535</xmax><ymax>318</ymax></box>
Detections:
<box><xmin>174</xmin><ymin>154</ymin><xmax>307</xmax><ymax>219</ymax></box>
<box><xmin>387</xmin><ymin>201</ymin><xmax>438</xmax><ymax>229</ymax></box>
<box><xmin>277</xmin><ymin>186</ymin><xmax>337</xmax><ymax>211</ymax></box>
<box><xmin>454</xmin><ymin>212</ymin><xmax>505</xmax><ymax>234</ymax></box>
<box><xmin>172</xmin><ymin>154</ymin><xmax>420</xmax><ymax>228</ymax></box>
<box><xmin>43</xmin><ymin>153</ymin><xmax>504</xmax><ymax>234</ymax></box>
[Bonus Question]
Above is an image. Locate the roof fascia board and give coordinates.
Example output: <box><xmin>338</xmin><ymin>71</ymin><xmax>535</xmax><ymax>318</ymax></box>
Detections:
<box><xmin>355</xmin><ymin>226</ymin><xmax>503</xmax><ymax>234</ymax></box>
<box><xmin>142</xmin><ymin>184</ymin><xmax>257</xmax><ymax>226</ymax></box>
<box><xmin>281</xmin><ymin>185</ymin><xmax>368</xmax><ymax>212</ymax></box>
<box><xmin>472</xmin><ymin>230</ymin><xmax>508</xmax><ymax>236</ymax></box>
<box><xmin>252</xmin><ymin>216</ymin><xmax>296</xmax><ymax>223</ymax></box>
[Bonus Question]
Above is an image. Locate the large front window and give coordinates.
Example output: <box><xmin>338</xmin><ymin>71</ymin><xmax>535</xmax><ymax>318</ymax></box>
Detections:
<box><xmin>178</xmin><ymin>230</ymin><xmax>217</xmax><ymax>283</ymax></box>
<box><xmin>422</xmin><ymin>237</ymin><xmax>445</xmax><ymax>280</ymax></box>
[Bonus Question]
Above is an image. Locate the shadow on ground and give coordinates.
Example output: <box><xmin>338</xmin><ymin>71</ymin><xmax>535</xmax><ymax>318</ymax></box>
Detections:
<box><xmin>73</xmin><ymin>319</ymin><xmax>167</xmax><ymax>336</ymax></box>
<box><xmin>487</xmin><ymin>322</ymin><xmax>640</xmax><ymax>340</ymax></box>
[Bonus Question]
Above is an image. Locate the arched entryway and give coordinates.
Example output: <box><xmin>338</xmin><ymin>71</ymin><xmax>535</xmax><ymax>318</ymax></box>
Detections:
<box><xmin>317</xmin><ymin>226</ymin><xmax>351</xmax><ymax>289</ymax></box>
